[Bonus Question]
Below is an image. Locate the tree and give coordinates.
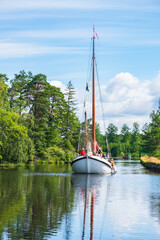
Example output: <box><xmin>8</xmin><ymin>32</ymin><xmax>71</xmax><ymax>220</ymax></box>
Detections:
<box><xmin>120</xmin><ymin>124</ymin><xmax>131</xmax><ymax>154</ymax></box>
<box><xmin>130</xmin><ymin>122</ymin><xmax>142</xmax><ymax>156</ymax></box>
<box><xmin>0</xmin><ymin>70</ymin><xmax>85</xmax><ymax>162</ymax></box>
<box><xmin>8</xmin><ymin>70</ymin><xmax>32</xmax><ymax>114</ymax></box>
<box><xmin>26</xmin><ymin>73</ymin><xmax>49</xmax><ymax>157</ymax></box>
<box><xmin>0</xmin><ymin>74</ymin><xmax>9</xmax><ymax>109</ymax></box>
<box><xmin>95</xmin><ymin>123</ymin><xmax>107</xmax><ymax>152</ymax></box>
<box><xmin>106</xmin><ymin>124</ymin><xmax>120</xmax><ymax>156</ymax></box>
<box><xmin>46</xmin><ymin>85</ymin><xmax>66</xmax><ymax>148</ymax></box>
<box><xmin>63</xmin><ymin>81</ymin><xmax>80</xmax><ymax>148</ymax></box>
<box><xmin>0</xmin><ymin>109</ymin><xmax>34</xmax><ymax>163</ymax></box>
<box><xmin>106</xmin><ymin>123</ymin><xmax>118</xmax><ymax>143</ymax></box>
<box><xmin>142</xmin><ymin>106</ymin><xmax>160</xmax><ymax>157</ymax></box>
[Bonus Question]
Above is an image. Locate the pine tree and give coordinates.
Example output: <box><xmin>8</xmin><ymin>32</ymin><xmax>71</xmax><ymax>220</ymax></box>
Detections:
<box><xmin>63</xmin><ymin>81</ymin><xmax>80</xmax><ymax>148</ymax></box>
<box><xmin>130</xmin><ymin>122</ymin><xmax>142</xmax><ymax>156</ymax></box>
<box><xmin>8</xmin><ymin>70</ymin><xmax>32</xmax><ymax>114</ymax></box>
<box><xmin>26</xmin><ymin>73</ymin><xmax>49</xmax><ymax>157</ymax></box>
<box><xmin>142</xmin><ymin>105</ymin><xmax>160</xmax><ymax>157</ymax></box>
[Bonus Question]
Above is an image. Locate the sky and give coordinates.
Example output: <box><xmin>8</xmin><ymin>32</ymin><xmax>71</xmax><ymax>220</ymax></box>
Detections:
<box><xmin>1</xmin><ymin>0</ymin><xmax>160</xmax><ymax>132</ymax></box>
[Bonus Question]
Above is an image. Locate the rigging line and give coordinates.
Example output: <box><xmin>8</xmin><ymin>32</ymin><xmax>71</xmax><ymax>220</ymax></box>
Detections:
<box><xmin>78</xmin><ymin>40</ymin><xmax>92</xmax><ymax>152</ymax></box>
<box><xmin>88</xmin><ymin>63</ymin><xmax>92</xmax><ymax>118</ymax></box>
<box><xmin>77</xmin><ymin>101</ymin><xmax>86</xmax><ymax>152</ymax></box>
<box><xmin>84</xmin><ymin>39</ymin><xmax>92</xmax><ymax>108</ymax></box>
<box><xmin>95</xmin><ymin>60</ymin><xmax>111</xmax><ymax>156</ymax></box>
<box><xmin>84</xmin><ymin>38</ymin><xmax>92</xmax><ymax>115</ymax></box>
<box><xmin>86</xmin><ymin>39</ymin><xmax>92</xmax><ymax>84</ymax></box>
<box><xmin>95</xmin><ymin>60</ymin><xmax>106</xmax><ymax>132</ymax></box>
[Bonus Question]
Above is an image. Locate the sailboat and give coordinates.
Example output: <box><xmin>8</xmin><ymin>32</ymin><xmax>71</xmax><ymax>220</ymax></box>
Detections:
<box><xmin>71</xmin><ymin>26</ymin><xmax>116</xmax><ymax>174</ymax></box>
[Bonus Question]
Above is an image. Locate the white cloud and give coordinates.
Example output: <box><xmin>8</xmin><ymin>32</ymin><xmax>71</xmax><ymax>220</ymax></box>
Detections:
<box><xmin>3</xmin><ymin>26</ymin><xmax>160</xmax><ymax>49</ymax></box>
<box><xmin>1</xmin><ymin>0</ymin><xmax>160</xmax><ymax>12</ymax></box>
<box><xmin>57</xmin><ymin>71</ymin><xmax>158</xmax><ymax>131</ymax></box>
<box><xmin>48</xmin><ymin>72</ymin><xmax>86</xmax><ymax>82</ymax></box>
<box><xmin>0</xmin><ymin>0</ymin><xmax>113</xmax><ymax>12</ymax></box>
<box><xmin>101</xmin><ymin>72</ymin><xmax>153</xmax><ymax>117</ymax></box>
<box><xmin>150</xmin><ymin>72</ymin><xmax>160</xmax><ymax>97</ymax></box>
<box><xmin>49</xmin><ymin>80</ymin><xmax>66</xmax><ymax>93</ymax></box>
<box><xmin>8</xmin><ymin>29</ymin><xmax>90</xmax><ymax>40</ymax></box>
<box><xmin>0</xmin><ymin>42</ymin><xmax>86</xmax><ymax>59</ymax></box>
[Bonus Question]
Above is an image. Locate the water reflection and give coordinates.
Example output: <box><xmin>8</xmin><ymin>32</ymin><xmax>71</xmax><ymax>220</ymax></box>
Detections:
<box><xmin>0</xmin><ymin>166</ymin><xmax>74</xmax><ymax>240</ymax></box>
<box><xmin>71</xmin><ymin>174</ymin><xmax>112</xmax><ymax>240</ymax></box>
<box><xmin>1</xmin><ymin>162</ymin><xmax>160</xmax><ymax>239</ymax></box>
<box><xmin>71</xmin><ymin>163</ymin><xmax>160</xmax><ymax>240</ymax></box>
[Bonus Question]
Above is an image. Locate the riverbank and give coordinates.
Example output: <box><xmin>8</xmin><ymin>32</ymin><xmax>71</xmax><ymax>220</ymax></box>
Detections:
<box><xmin>141</xmin><ymin>156</ymin><xmax>160</xmax><ymax>172</ymax></box>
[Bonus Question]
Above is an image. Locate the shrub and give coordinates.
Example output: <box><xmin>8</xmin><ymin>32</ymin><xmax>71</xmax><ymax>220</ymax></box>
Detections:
<box><xmin>120</xmin><ymin>152</ymin><xmax>124</xmax><ymax>157</ymax></box>
<box><xmin>44</xmin><ymin>146</ymin><xmax>66</xmax><ymax>163</ymax></box>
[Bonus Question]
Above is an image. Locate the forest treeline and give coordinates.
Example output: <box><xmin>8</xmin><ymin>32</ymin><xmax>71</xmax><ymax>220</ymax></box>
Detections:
<box><xmin>0</xmin><ymin>71</ymin><xmax>80</xmax><ymax>163</ymax></box>
<box><xmin>0</xmin><ymin>70</ymin><xmax>160</xmax><ymax>163</ymax></box>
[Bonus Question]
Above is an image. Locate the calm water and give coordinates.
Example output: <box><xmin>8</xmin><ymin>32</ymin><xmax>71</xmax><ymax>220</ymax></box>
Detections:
<box><xmin>0</xmin><ymin>161</ymin><xmax>160</xmax><ymax>240</ymax></box>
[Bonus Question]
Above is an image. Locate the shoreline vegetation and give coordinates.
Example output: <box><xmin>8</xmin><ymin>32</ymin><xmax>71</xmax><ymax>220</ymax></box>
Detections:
<box><xmin>0</xmin><ymin>71</ymin><xmax>160</xmax><ymax>164</ymax></box>
<box><xmin>141</xmin><ymin>156</ymin><xmax>160</xmax><ymax>172</ymax></box>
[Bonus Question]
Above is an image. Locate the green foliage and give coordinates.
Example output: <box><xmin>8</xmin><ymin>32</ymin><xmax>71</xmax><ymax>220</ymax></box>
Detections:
<box><xmin>44</xmin><ymin>145</ymin><xmax>76</xmax><ymax>164</ymax></box>
<box><xmin>6</xmin><ymin>69</ymin><xmax>159</xmax><ymax>162</ymax></box>
<box><xmin>120</xmin><ymin>124</ymin><xmax>131</xmax><ymax>153</ymax></box>
<box><xmin>0</xmin><ymin>71</ymin><xmax>80</xmax><ymax>163</ymax></box>
<box><xmin>105</xmin><ymin>105</ymin><xmax>160</xmax><ymax>157</ymax></box>
<box><xmin>63</xmin><ymin>81</ymin><xmax>80</xmax><ymax>148</ymax></box>
<box><xmin>130</xmin><ymin>122</ymin><xmax>142</xmax><ymax>155</ymax></box>
<box><xmin>0</xmin><ymin>109</ymin><xmax>34</xmax><ymax>163</ymax></box>
<box><xmin>95</xmin><ymin>123</ymin><xmax>106</xmax><ymax>150</ymax></box>
<box><xmin>107</xmin><ymin>123</ymin><xmax>118</xmax><ymax>143</ymax></box>
<box><xmin>2</xmin><ymin>69</ymin><xmax>159</xmax><ymax>163</ymax></box>
<box><xmin>0</xmin><ymin>74</ymin><xmax>9</xmax><ymax>110</ymax></box>
<box><xmin>106</xmin><ymin>122</ymin><xmax>142</xmax><ymax>157</ymax></box>
<box><xmin>120</xmin><ymin>152</ymin><xmax>124</xmax><ymax>157</ymax></box>
<box><xmin>142</xmin><ymin>106</ymin><xmax>160</xmax><ymax>157</ymax></box>
<box><xmin>8</xmin><ymin>70</ymin><xmax>32</xmax><ymax>114</ymax></box>
<box><xmin>64</xmin><ymin>139</ymin><xmax>75</xmax><ymax>151</ymax></box>
<box><xmin>4</xmin><ymin>71</ymin><xmax>81</xmax><ymax>162</ymax></box>
<box><xmin>44</xmin><ymin>146</ymin><xmax>66</xmax><ymax>163</ymax></box>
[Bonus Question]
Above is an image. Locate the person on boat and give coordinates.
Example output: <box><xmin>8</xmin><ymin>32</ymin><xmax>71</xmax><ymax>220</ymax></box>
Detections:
<box><xmin>111</xmin><ymin>159</ymin><xmax>115</xmax><ymax>167</ymax></box>
<box><xmin>80</xmin><ymin>148</ymin><xmax>85</xmax><ymax>156</ymax></box>
<box><xmin>98</xmin><ymin>147</ymin><xmax>102</xmax><ymax>157</ymax></box>
<box><xmin>109</xmin><ymin>158</ymin><xmax>115</xmax><ymax>170</ymax></box>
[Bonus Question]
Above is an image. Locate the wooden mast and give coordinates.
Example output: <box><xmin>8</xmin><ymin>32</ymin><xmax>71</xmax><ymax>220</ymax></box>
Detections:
<box><xmin>92</xmin><ymin>25</ymin><xmax>96</xmax><ymax>153</ymax></box>
<box><xmin>85</xmin><ymin>111</ymin><xmax>88</xmax><ymax>152</ymax></box>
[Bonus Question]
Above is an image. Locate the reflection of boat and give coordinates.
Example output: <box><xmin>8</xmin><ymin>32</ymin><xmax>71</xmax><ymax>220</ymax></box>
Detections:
<box><xmin>71</xmin><ymin>26</ymin><xmax>116</xmax><ymax>174</ymax></box>
<box><xmin>71</xmin><ymin>174</ymin><xmax>105</xmax><ymax>189</ymax></box>
<box><xmin>71</xmin><ymin>174</ymin><xmax>109</xmax><ymax>240</ymax></box>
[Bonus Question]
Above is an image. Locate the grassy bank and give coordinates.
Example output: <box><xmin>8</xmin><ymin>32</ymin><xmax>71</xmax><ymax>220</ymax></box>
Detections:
<box><xmin>141</xmin><ymin>156</ymin><xmax>160</xmax><ymax>172</ymax></box>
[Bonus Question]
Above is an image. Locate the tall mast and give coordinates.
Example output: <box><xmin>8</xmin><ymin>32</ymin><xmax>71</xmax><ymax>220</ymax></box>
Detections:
<box><xmin>85</xmin><ymin>111</ymin><xmax>88</xmax><ymax>152</ymax></box>
<box><xmin>92</xmin><ymin>25</ymin><xmax>96</xmax><ymax>153</ymax></box>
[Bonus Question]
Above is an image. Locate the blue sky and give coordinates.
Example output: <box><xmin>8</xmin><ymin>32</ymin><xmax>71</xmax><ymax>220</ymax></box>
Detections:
<box><xmin>1</xmin><ymin>0</ymin><xmax>160</xmax><ymax>131</ymax></box>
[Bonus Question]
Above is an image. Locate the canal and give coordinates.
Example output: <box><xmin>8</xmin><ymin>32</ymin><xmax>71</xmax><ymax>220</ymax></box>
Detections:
<box><xmin>0</xmin><ymin>160</ymin><xmax>160</xmax><ymax>239</ymax></box>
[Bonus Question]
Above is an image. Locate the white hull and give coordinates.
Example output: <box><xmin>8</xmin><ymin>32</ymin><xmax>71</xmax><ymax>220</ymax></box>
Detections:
<box><xmin>71</xmin><ymin>154</ymin><xmax>114</xmax><ymax>174</ymax></box>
